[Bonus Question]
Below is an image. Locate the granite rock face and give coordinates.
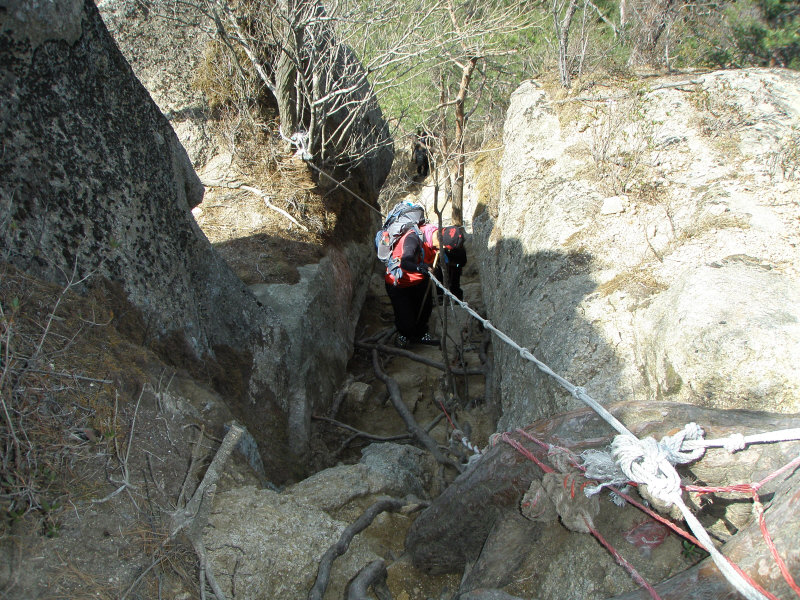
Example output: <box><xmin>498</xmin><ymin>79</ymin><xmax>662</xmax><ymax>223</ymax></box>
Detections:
<box><xmin>0</xmin><ymin>0</ymin><xmax>295</xmax><ymax>474</ymax></box>
<box><xmin>97</xmin><ymin>0</ymin><xmax>215</xmax><ymax>169</ymax></box>
<box><xmin>471</xmin><ymin>70</ymin><xmax>800</xmax><ymax>429</ymax></box>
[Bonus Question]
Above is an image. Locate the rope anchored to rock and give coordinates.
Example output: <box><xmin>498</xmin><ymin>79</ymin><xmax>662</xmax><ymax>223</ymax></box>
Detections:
<box><xmin>426</xmin><ymin>271</ymin><xmax>799</xmax><ymax>600</ymax></box>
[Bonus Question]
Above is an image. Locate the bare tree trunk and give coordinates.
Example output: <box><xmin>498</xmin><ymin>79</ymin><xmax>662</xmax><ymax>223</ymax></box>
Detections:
<box><xmin>554</xmin><ymin>0</ymin><xmax>580</xmax><ymax>88</ymax></box>
<box><xmin>275</xmin><ymin>0</ymin><xmax>301</xmax><ymax>138</ymax></box>
<box><xmin>451</xmin><ymin>56</ymin><xmax>477</xmax><ymax>227</ymax></box>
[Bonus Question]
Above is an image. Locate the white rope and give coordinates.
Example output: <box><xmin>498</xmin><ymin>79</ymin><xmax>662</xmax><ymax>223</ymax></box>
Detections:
<box><xmin>428</xmin><ymin>272</ymin><xmax>634</xmax><ymax>438</ymax></box>
<box><xmin>452</xmin><ymin>428</ymin><xmax>482</xmax><ymax>455</ymax></box>
<box><xmin>581</xmin><ymin>423</ymin><xmax>705</xmax><ymax>496</ymax></box>
<box><xmin>427</xmin><ymin>272</ymin><xmax>772</xmax><ymax>600</ymax></box>
<box><xmin>684</xmin><ymin>428</ymin><xmax>800</xmax><ymax>453</ymax></box>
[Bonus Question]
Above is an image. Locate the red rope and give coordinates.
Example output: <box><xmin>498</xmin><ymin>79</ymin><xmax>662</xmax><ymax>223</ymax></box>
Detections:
<box><xmin>506</xmin><ymin>430</ymin><xmax>796</xmax><ymax>600</ymax></box>
<box><xmin>683</xmin><ymin>454</ymin><xmax>800</xmax><ymax>598</ymax></box>
<box><xmin>436</xmin><ymin>397</ymin><xmax>457</xmax><ymax>430</ymax></box>
<box><xmin>753</xmin><ymin>493</ymin><xmax>800</xmax><ymax>598</ymax></box>
<box><xmin>501</xmin><ymin>432</ymin><xmax>554</xmax><ymax>474</ymax></box>
<box><xmin>583</xmin><ymin>517</ymin><xmax>663</xmax><ymax>600</ymax></box>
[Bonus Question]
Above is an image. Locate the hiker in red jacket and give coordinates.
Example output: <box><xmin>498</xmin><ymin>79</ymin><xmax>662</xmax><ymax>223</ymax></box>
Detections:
<box><xmin>420</xmin><ymin>224</ymin><xmax>466</xmax><ymax>302</ymax></box>
<box><xmin>384</xmin><ymin>228</ymin><xmax>438</xmax><ymax>348</ymax></box>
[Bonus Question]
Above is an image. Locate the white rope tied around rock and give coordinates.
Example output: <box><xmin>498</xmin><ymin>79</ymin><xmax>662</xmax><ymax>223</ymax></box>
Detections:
<box><xmin>582</xmin><ymin>423</ymin><xmax>705</xmax><ymax>496</ymax></box>
<box><xmin>426</xmin><ymin>272</ymin><xmax>774</xmax><ymax>599</ymax></box>
<box><xmin>610</xmin><ymin>432</ymin><xmax>768</xmax><ymax>600</ymax></box>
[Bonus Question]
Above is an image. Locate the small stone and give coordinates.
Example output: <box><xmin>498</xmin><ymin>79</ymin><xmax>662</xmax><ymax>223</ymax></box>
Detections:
<box><xmin>600</xmin><ymin>196</ymin><xmax>626</xmax><ymax>215</ymax></box>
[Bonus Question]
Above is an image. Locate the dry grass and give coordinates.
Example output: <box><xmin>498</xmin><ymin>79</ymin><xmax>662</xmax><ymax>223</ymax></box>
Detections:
<box><xmin>687</xmin><ymin>85</ymin><xmax>746</xmax><ymax>160</ymax></box>
<box><xmin>767</xmin><ymin>125</ymin><xmax>800</xmax><ymax>181</ymax></box>
<box><xmin>596</xmin><ymin>268</ymin><xmax>668</xmax><ymax>299</ymax></box>
<box><xmin>0</xmin><ymin>262</ymin><xmax>220</xmax><ymax>599</ymax></box>
<box><xmin>0</xmin><ymin>264</ymin><xmax>133</xmax><ymax>533</ymax></box>
<box><xmin>470</xmin><ymin>137</ymin><xmax>503</xmax><ymax>221</ymax></box>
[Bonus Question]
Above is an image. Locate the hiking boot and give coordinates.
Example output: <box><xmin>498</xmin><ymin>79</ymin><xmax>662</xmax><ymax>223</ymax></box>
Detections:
<box><xmin>395</xmin><ymin>334</ymin><xmax>409</xmax><ymax>348</ymax></box>
<box><xmin>418</xmin><ymin>332</ymin><xmax>440</xmax><ymax>346</ymax></box>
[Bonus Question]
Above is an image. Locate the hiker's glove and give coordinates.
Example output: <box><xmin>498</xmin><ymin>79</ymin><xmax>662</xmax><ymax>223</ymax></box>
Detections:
<box><xmin>417</xmin><ymin>264</ymin><xmax>430</xmax><ymax>274</ymax></box>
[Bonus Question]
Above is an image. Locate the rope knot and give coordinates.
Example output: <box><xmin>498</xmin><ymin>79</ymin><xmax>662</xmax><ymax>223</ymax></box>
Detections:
<box><xmin>611</xmin><ymin>434</ymin><xmax>682</xmax><ymax>506</ymax></box>
<box><xmin>661</xmin><ymin>422</ymin><xmax>706</xmax><ymax>464</ymax></box>
<box><xmin>723</xmin><ymin>433</ymin><xmax>747</xmax><ymax>453</ymax></box>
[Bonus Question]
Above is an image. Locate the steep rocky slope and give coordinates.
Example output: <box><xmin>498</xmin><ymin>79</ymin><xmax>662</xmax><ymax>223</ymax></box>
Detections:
<box><xmin>3</xmin><ymin>0</ymin><xmax>800</xmax><ymax>597</ymax></box>
<box><xmin>470</xmin><ymin>70</ymin><xmax>800</xmax><ymax>428</ymax></box>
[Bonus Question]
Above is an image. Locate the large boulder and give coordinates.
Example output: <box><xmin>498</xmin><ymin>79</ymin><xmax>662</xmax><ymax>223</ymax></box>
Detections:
<box><xmin>0</xmin><ymin>0</ymin><xmax>299</xmax><ymax>476</ymax></box>
<box><xmin>97</xmin><ymin>0</ymin><xmax>215</xmax><ymax>168</ymax></box>
<box><xmin>471</xmin><ymin>70</ymin><xmax>800</xmax><ymax>429</ymax></box>
<box><xmin>405</xmin><ymin>402</ymin><xmax>800</xmax><ymax>599</ymax></box>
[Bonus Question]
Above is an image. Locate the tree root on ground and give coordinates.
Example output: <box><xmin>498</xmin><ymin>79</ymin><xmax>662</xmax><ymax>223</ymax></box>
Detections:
<box><xmin>168</xmin><ymin>423</ymin><xmax>244</xmax><ymax>600</ymax></box>
<box><xmin>345</xmin><ymin>559</ymin><xmax>392</xmax><ymax>600</ymax></box>
<box><xmin>355</xmin><ymin>340</ymin><xmax>483</xmax><ymax>376</ymax></box>
<box><xmin>308</xmin><ymin>496</ymin><xmax>427</xmax><ymax>600</ymax></box>
<box><xmin>371</xmin><ymin>348</ymin><xmax>462</xmax><ymax>473</ymax></box>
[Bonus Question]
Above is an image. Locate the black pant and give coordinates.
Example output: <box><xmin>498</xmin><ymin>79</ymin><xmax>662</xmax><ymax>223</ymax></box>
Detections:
<box><xmin>386</xmin><ymin>280</ymin><xmax>433</xmax><ymax>339</ymax></box>
<box><xmin>434</xmin><ymin>247</ymin><xmax>466</xmax><ymax>300</ymax></box>
<box><xmin>414</xmin><ymin>147</ymin><xmax>429</xmax><ymax>177</ymax></box>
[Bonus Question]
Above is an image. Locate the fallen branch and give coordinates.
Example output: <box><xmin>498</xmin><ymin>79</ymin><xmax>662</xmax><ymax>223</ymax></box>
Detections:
<box><xmin>93</xmin><ymin>389</ymin><xmax>144</xmax><ymax>509</ymax></box>
<box><xmin>201</xmin><ymin>180</ymin><xmax>309</xmax><ymax>231</ymax></box>
<box><xmin>171</xmin><ymin>423</ymin><xmax>242</xmax><ymax>537</ymax></box>
<box><xmin>169</xmin><ymin>423</ymin><xmax>244</xmax><ymax>600</ymax></box>
<box><xmin>371</xmin><ymin>349</ymin><xmax>462</xmax><ymax>473</ymax></box>
<box><xmin>23</xmin><ymin>369</ymin><xmax>112</xmax><ymax>384</ymax></box>
<box><xmin>358</xmin><ymin>327</ymin><xmax>395</xmax><ymax>345</ymax></box>
<box><xmin>308</xmin><ymin>497</ymin><xmax>410</xmax><ymax>600</ymax></box>
<box><xmin>334</xmin><ymin>414</ymin><xmax>445</xmax><ymax>456</ymax></box>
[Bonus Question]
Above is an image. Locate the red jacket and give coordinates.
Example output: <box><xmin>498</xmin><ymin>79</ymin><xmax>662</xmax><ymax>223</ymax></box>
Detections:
<box><xmin>384</xmin><ymin>229</ymin><xmax>433</xmax><ymax>287</ymax></box>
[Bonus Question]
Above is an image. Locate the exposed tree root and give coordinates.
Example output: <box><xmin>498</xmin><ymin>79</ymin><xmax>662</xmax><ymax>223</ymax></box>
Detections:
<box><xmin>371</xmin><ymin>348</ymin><xmax>463</xmax><ymax>473</ymax></box>
<box><xmin>312</xmin><ymin>414</ymin><xmax>412</xmax><ymax>443</ymax></box>
<box><xmin>345</xmin><ymin>559</ymin><xmax>393</xmax><ymax>600</ymax></box>
<box><xmin>356</xmin><ymin>340</ymin><xmax>483</xmax><ymax>376</ymax></box>
<box><xmin>308</xmin><ymin>497</ymin><xmax>425</xmax><ymax>600</ymax></box>
<box><xmin>168</xmin><ymin>423</ymin><xmax>244</xmax><ymax>600</ymax></box>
